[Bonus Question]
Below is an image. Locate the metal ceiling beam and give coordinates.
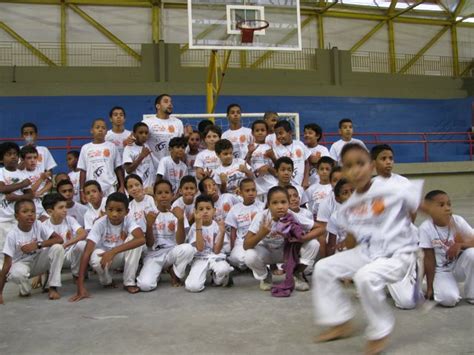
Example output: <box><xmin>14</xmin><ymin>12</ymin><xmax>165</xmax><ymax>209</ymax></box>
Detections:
<box><xmin>60</xmin><ymin>1</ymin><xmax>67</xmax><ymax>66</ymax></box>
<box><xmin>451</xmin><ymin>24</ymin><xmax>459</xmax><ymax>77</ymax></box>
<box><xmin>388</xmin><ymin>0</ymin><xmax>398</xmax><ymax>15</ymax></box>
<box><xmin>454</xmin><ymin>0</ymin><xmax>466</xmax><ymax>18</ymax></box>
<box><xmin>460</xmin><ymin>60</ymin><xmax>473</xmax><ymax>77</ymax></box>
<box><xmin>317</xmin><ymin>14</ymin><xmax>324</xmax><ymax>49</ymax></box>
<box><xmin>388</xmin><ymin>20</ymin><xmax>396</xmax><ymax>73</ymax></box>
<box><xmin>350</xmin><ymin>21</ymin><xmax>385</xmax><ymax>53</ymax></box>
<box><xmin>0</xmin><ymin>0</ymin><xmax>151</xmax><ymax>6</ymax></box>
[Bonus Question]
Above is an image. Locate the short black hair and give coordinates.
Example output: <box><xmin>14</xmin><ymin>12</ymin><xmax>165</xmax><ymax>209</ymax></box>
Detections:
<box><xmin>125</xmin><ymin>174</ymin><xmax>143</xmax><ymax>187</ymax></box>
<box><xmin>338</xmin><ymin>118</ymin><xmax>352</xmax><ymax>129</ymax></box>
<box><xmin>198</xmin><ymin>120</ymin><xmax>214</xmax><ymax>136</ymax></box>
<box><xmin>239</xmin><ymin>178</ymin><xmax>255</xmax><ymax>189</ymax></box>
<box><xmin>21</xmin><ymin>122</ymin><xmax>38</xmax><ymax>134</ymax></box>
<box><xmin>20</xmin><ymin>145</ymin><xmax>38</xmax><ymax>159</ymax></box>
<box><xmin>14</xmin><ymin>199</ymin><xmax>35</xmax><ymax>214</ymax></box>
<box><xmin>215</xmin><ymin>139</ymin><xmax>233</xmax><ymax>155</ymax></box>
<box><xmin>285</xmin><ymin>184</ymin><xmax>298</xmax><ymax>195</ymax></box>
<box><xmin>226</xmin><ymin>103</ymin><xmax>241</xmax><ymax>115</ymax></box>
<box><xmin>371</xmin><ymin>144</ymin><xmax>393</xmax><ymax>160</ymax></box>
<box><xmin>251</xmin><ymin>120</ymin><xmax>268</xmax><ymax>132</ymax></box>
<box><xmin>169</xmin><ymin>137</ymin><xmax>187</xmax><ymax>149</ymax></box>
<box><xmin>425</xmin><ymin>190</ymin><xmax>448</xmax><ymax>201</ymax></box>
<box><xmin>84</xmin><ymin>180</ymin><xmax>102</xmax><ymax>192</ymax></box>
<box><xmin>106</xmin><ymin>192</ymin><xmax>129</xmax><ymax>210</ymax></box>
<box><xmin>67</xmin><ymin>150</ymin><xmax>80</xmax><ymax>159</ymax></box>
<box><xmin>0</xmin><ymin>142</ymin><xmax>20</xmax><ymax>160</ymax></box>
<box><xmin>329</xmin><ymin>166</ymin><xmax>342</xmax><ymax>181</ymax></box>
<box><xmin>91</xmin><ymin>118</ymin><xmax>107</xmax><ymax>128</ymax></box>
<box><xmin>198</xmin><ymin>176</ymin><xmax>214</xmax><ymax>194</ymax></box>
<box><xmin>274</xmin><ymin>120</ymin><xmax>292</xmax><ymax>133</ymax></box>
<box><xmin>340</xmin><ymin>143</ymin><xmax>369</xmax><ymax>161</ymax></box>
<box><xmin>42</xmin><ymin>193</ymin><xmax>67</xmax><ymax>211</ymax></box>
<box><xmin>56</xmin><ymin>179</ymin><xmax>73</xmax><ymax>191</ymax></box>
<box><xmin>133</xmin><ymin>122</ymin><xmax>148</xmax><ymax>133</ymax></box>
<box><xmin>204</xmin><ymin>125</ymin><xmax>222</xmax><ymax>138</ymax></box>
<box><xmin>179</xmin><ymin>175</ymin><xmax>197</xmax><ymax>189</ymax></box>
<box><xmin>154</xmin><ymin>179</ymin><xmax>173</xmax><ymax>193</ymax></box>
<box><xmin>316</xmin><ymin>156</ymin><xmax>335</xmax><ymax>169</ymax></box>
<box><xmin>304</xmin><ymin>123</ymin><xmax>323</xmax><ymax>140</ymax></box>
<box><xmin>275</xmin><ymin>157</ymin><xmax>294</xmax><ymax>171</ymax></box>
<box><xmin>195</xmin><ymin>194</ymin><xmax>214</xmax><ymax>208</ymax></box>
<box><xmin>109</xmin><ymin>106</ymin><xmax>126</xmax><ymax>118</ymax></box>
<box><xmin>267</xmin><ymin>186</ymin><xmax>288</xmax><ymax>203</ymax></box>
<box><xmin>334</xmin><ymin>178</ymin><xmax>350</xmax><ymax>198</ymax></box>
<box><xmin>155</xmin><ymin>94</ymin><xmax>171</xmax><ymax>107</ymax></box>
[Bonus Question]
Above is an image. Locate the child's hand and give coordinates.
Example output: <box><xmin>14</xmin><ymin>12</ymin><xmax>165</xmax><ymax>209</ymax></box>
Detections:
<box><xmin>256</xmin><ymin>165</ymin><xmax>270</xmax><ymax>176</ymax></box>
<box><xmin>261</xmin><ymin>215</ymin><xmax>272</xmax><ymax>236</ymax></box>
<box><xmin>204</xmin><ymin>169</ymin><xmax>214</xmax><ymax>178</ymax></box>
<box><xmin>21</xmin><ymin>178</ymin><xmax>32</xmax><ymax>188</ymax></box>
<box><xmin>238</xmin><ymin>164</ymin><xmax>250</xmax><ymax>174</ymax></box>
<box><xmin>124</xmin><ymin>134</ymin><xmax>136</xmax><ymax>147</ymax></box>
<box><xmin>219</xmin><ymin>173</ymin><xmax>228</xmax><ymax>184</ymax></box>
<box><xmin>140</xmin><ymin>146</ymin><xmax>151</xmax><ymax>158</ymax></box>
<box><xmin>309</xmin><ymin>152</ymin><xmax>321</xmax><ymax>164</ymax></box>
<box><xmin>34</xmin><ymin>191</ymin><xmax>43</xmax><ymax>198</ymax></box>
<box><xmin>264</xmin><ymin>149</ymin><xmax>276</xmax><ymax>161</ymax></box>
<box><xmin>194</xmin><ymin>210</ymin><xmax>203</xmax><ymax>227</ymax></box>
<box><xmin>21</xmin><ymin>241</ymin><xmax>38</xmax><ymax>254</ymax></box>
<box><xmin>184</xmin><ymin>125</ymin><xmax>194</xmax><ymax>137</ymax></box>
<box><xmin>40</xmin><ymin>172</ymin><xmax>50</xmax><ymax>181</ymax></box>
<box><xmin>146</xmin><ymin>211</ymin><xmax>158</xmax><ymax>226</ymax></box>
<box><xmin>98</xmin><ymin>250</ymin><xmax>115</xmax><ymax>270</ymax></box>
<box><xmin>247</xmin><ymin>143</ymin><xmax>258</xmax><ymax>156</ymax></box>
<box><xmin>446</xmin><ymin>243</ymin><xmax>461</xmax><ymax>261</ymax></box>
<box><xmin>218</xmin><ymin>219</ymin><xmax>225</xmax><ymax>235</ymax></box>
<box><xmin>69</xmin><ymin>287</ymin><xmax>90</xmax><ymax>302</ymax></box>
<box><xmin>171</xmin><ymin>207</ymin><xmax>185</xmax><ymax>221</ymax></box>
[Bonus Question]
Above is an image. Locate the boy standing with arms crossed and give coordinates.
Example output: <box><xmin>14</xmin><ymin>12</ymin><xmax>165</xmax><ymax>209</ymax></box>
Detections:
<box><xmin>329</xmin><ymin>119</ymin><xmax>367</xmax><ymax>164</ymax></box>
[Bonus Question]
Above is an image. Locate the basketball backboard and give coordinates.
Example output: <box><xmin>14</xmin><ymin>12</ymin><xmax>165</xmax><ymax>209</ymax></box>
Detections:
<box><xmin>187</xmin><ymin>0</ymin><xmax>302</xmax><ymax>51</ymax></box>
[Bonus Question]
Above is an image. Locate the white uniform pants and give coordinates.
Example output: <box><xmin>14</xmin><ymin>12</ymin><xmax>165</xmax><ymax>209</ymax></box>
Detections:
<box><xmin>245</xmin><ymin>239</ymin><xmax>320</xmax><ymax>281</ymax></box>
<box><xmin>0</xmin><ymin>220</ymin><xmax>16</xmax><ymax>267</ymax></box>
<box><xmin>7</xmin><ymin>244</ymin><xmax>65</xmax><ymax>296</ymax></box>
<box><xmin>387</xmin><ymin>253</ymin><xmax>420</xmax><ymax>309</ymax></box>
<box><xmin>63</xmin><ymin>241</ymin><xmax>86</xmax><ymax>277</ymax></box>
<box><xmin>89</xmin><ymin>237</ymin><xmax>141</xmax><ymax>287</ymax></box>
<box><xmin>312</xmin><ymin>246</ymin><xmax>415</xmax><ymax>340</ymax></box>
<box><xmin>433</xmin><ymin>248</ymin><xmax>474</xmax><ymax>306</ymax></box>
<box><xmin>137</xmin><ymin>244</ymin><xmax>195</xmax><ymax>292</ymax></box>
<box><xmin>185</xmin><ymin>257</ymin><xmax>234</xmax><ymax>293</ymax></box>
<box><xmin>228</xmin><ymin>243</ymin><xmax>247</xmax><ymax>270</ymax></box>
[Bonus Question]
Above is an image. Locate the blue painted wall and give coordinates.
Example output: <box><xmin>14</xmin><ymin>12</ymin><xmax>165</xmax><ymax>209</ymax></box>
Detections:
<box><xmin>0</xmin><ymin>95</ymin><xmax>472</xmax><ymax>170</ymax></box>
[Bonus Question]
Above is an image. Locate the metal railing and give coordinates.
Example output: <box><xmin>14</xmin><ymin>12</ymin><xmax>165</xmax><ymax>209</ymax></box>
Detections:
<box><xmin>0</xmin><ymin>42</ymin><xmax>141</xmax><ymax>67</ymax></box>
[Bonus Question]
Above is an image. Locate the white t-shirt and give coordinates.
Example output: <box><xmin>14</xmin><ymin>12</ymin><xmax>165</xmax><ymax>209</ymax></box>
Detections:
<box><xmin>68</xmin><ymin>170</ymin><xmax>81</xmax><ymax>203</ymax></box>
<box><xmin>214</xmin><ymin>158</ymin><xmax>250</xmax><ymax>194</ymax></box>
<box><xmin>194</xmin><ymin>149</ymin><xmax>221</xmax><ymax>175</ymax></box>
<box><xmin>222</xmin><ymin>127</ymin><xmax>253</xmax><ymax>159</ymax></box>
<box><xmin>327</xmin><ymin>206</ymin><xmax>347</xmax><ymax>244</ymax></box>
<box><xmin>329</xmin><ymin>138</ymin><xmax>367</xmax><ymax>164</ymax></box>
<box><xmin>419</xmin><ymin>215</ymin><xmax>473</xmax><ymax>271</ymax></box>
<box><xmin>249</xmin><ymin>143</ymin><xmax>278</xmax><ymax>196</ymax></box>
<box><xmin>3</xmin><ymin>221</ymin><xmax>54</xmax><ymax>262</ymax></box>
<box><xmin>77</xmin><ymin>141</ymin><xmax>122</xmax><ymax>194</ymax></box>
<box><xmin>338</xmin><ymin>178</ymin><xmax>423</xmax><ymax>259</ymax></box>
<box><xmin>22</xmin><ymin>166</ymin><xmax>48</xmax><ymax>215</ymax></box>
<box><xmin>84</xmin><ymin>198</ymin><xmax>107</xmax><ymax>231</ymax></box>
<box><xmin>123</xmin><ymin>143</ymin><xmax>157</xmax><ymax>190</ymax></box>
<box><xmin>248</xmin><ymin>209</ymin><xmax>314</xmax><ymax>250</ymax></box>
<box><xmin>187</xmin><ymin>221</ymin><xmax>224</xmax><ymax>258</ymax></box>
<box><xmin>42</xmin><ymin>216</ymin><xmax>82</xmax><ymax>250</ymax></box>
<box><xmin>148</xmin><ymin>211</ymin><xmax>189</xmax><ymax>253</ymax></box>
<box><xmin>142</xmin><ymin>115</ymin><xmax>184</xmax><ymax>162</ymax></box>
<box><xmin>0</xmin><ymin>168</ymin><xmax>29</xmax><ymax>222</ymax></box>
<box><xmin>105</xmin><ymin>129</ymin><xmax>132</xmax><ymax>158</ymax></box>
<box><xmin>225</xmin><ymin>200</ymin><xmax>264</xmax><ymax>244</ymax></box>
<box><xmin>373</xmin><ymin>173</ymin><xmax>409</xmax><ymax>185</ymax></box>
<box><xmin>29</xmin><ymin>146</ymin><xmax>57</xmax><ymax>172</ymax></box>
<box><xmin>156</xmin><ymin>156</ymin><xmax>188</xmax><ymax>193</ymax></box>
<box><xmin>128</xmin><ymin>195</ymin><xmax>158</xmax><ymax>232</ymax></box>
<box><xmin>305</xmin><ymin>183</ymin><xmax>332</xmax><ymax>219</ymax></box>
<box><xmin>265</xmin><ymin>133</ymin><xmax>279</xmax><ymax>149</ymax></box>
<box><xmin>185</xmin><ymin>151</ymin><xmax>199</xmax><ymax>177</ymax></box>
<box><xmin>67</xmin><ymin>202</ymin><xmax>88</xmax><ymax>228</ymax></box>
<box><xmin>87</xmin><ymin>215</ymin><xmax>140</xmax><ymax>251</ymax></box>
<box><xmin>307</xmin><ymin>145</ymin><xmax>331</xmax><ymax>185</ymax></box>
<box><xmin>172</xmin><ymin>197</ymin><xmax>196</xmax><ymax>223</ymax></box>
<box><xmin>272</xmin><ymin>140</ymin><xmax>310</xmax><ymax>185</ymax></box>
<box><xmin>293</xmin><ymin>207</ymin><xmax>314</xmax><ymax>221</ymax></box>
<box><xmin>316</xmin><ymin>192</ymin><xmax>337</xmax><ymax>223</ymax></box>
<box><xmin>215</xmin><ymin>193</ymin><xmax>241</xmax><ymax>222</ymax></box>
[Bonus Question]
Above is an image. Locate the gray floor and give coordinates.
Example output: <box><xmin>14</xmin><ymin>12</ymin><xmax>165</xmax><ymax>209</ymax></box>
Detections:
<box><xmin>0</xmin><ymin>197</ymin><xmax>473</xmax><ymax>354</ymax></box>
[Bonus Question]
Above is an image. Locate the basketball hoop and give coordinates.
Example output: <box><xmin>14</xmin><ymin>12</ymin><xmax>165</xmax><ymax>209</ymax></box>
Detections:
<box><xmin>236</xmin><ymin>19</ymin><xmax>269</xmax><ymax>44</ymax></box>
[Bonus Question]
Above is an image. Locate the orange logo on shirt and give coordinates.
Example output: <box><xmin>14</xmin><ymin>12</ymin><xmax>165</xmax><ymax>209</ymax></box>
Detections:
<box><xmin>239</xmin><ymin>135</ymin><xmax>246</xmax><ymax>143</ymax></box>
<box><xmin>103</xmin><ymin>149</ymin><xmax>110</xmax><ymax>157</ymax></box>
<box><xmin>371</xmin><ymin>198</ymin><xmax>385</xmax><ymax>215</ymax></box>
<box><xmin>223</xmin><ymin>203</ymin><xmax>231</xmax><ymax>212</ymax></box>
<box><xmin>295</xmin><ymin>149</ymin><xmax>302</xmax><ymax>158</ymax></box>
<box><xmin>168</xmin><ymin>221</ymin><xmax>176</xmax><ymax>232</ymax></box>
<box><xmin>168</xmin><ymin>125</ymin><xmax>175</xmax><ymax>133</ymax></box>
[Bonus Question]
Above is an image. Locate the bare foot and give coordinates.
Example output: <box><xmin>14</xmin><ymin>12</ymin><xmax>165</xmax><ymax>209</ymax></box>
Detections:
<box><xmin>168</xmin><ymin>267</ymin><xmax>183</xmax><ymax>287</ymax></box>
<box><xmin>365</xmin><ymin>335</ymin><xmax>390</xmax><ymax>355</ymax></box>
<box><xmin>123</xmin><ymin>285</ymin><xmax>140</xmax><ymax>294</ymax></box>
<box><xmin>48</xmin><ymin>287</ymin><xmax>61</xmax><ymax>300</ymax></box>
<box><xmin>31</xmin><ymin>275</ymin><xmax>43</xmax><ymax>289</ymax></box>
<box><xmin>314</xmin><ymin>320</ymin><xmax>354</xmax><ymax>343</ymax></box>
<box><xmin>103</xmin><ymin>281</ymin><xmax>117</xmax><ymax>289</ymax></box>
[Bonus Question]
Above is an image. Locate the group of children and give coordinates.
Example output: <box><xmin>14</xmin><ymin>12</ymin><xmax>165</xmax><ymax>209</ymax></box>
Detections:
<box><xmin>0</xmin><ymin>94</ymin><xmax>473</xmax><ymax>354</ymax></box>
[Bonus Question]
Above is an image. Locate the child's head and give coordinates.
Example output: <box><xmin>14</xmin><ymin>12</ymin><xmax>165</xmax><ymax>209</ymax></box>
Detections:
<box><xmin>338</xmin><ymin>118</ymin><xmax>353</xmax><ymax>141</ymax></box>
<box><xmin>83</xmin><ymin>180</ymin><xmax>103</xmax><ymax>206</ymax></box>
<box><xmin>153</xmin><ymin>180</ymin><xmax>173</xmax><ymax>211</ymax></box>
<box><xmin>203</xmin><ymin>125</ymin><xmax>222</xmax><ymax>150</ymax></box>
<box><xmin>56</xmin><ymin>179</ymin><xmax>74</xmax><ymax>202</ymax></box>
<box><xmin>105</xmin><ymin>192</ymin><xmax>129</xmax><ymax>226</ymax></box>
<box><xmin>21</xmin><ymin>123</ymin><xmax>38</xmax><ymax>145</ymax></box>
<box><xmin>132</xmin><ymin>122</ymin><xmax>149</xmax><ymax>145</ymax></box>
<box><xmin>20</xmin><ymin>145</ymin><xmax>38</xmax><ymax>171</ymax></box>
<box><xmin>251</xmin><ymin>120</ymin><xmax>268</xmax><ymax>144</ymax></box>
<box><xmin>371</xmin><ymin>144</ymin><xmax>394</xmax><ymax>178</ymax></box>
<box><xmin>263</xmin><ymin>112</ymin><xmax>279</xmax><ymax>133</ymax></box>
<box><xmin>187</xmin><ymin>130</ymin><xmax>201</xmax><ymax>151</ymax></box>
<box><xmin>304</xmin><ymin>123</ymin><xmax>323</xmax><ymax>147</ymax></box>
<box><xmin>155</xmin><ymin>94</ymin><xmax>173</xmax><ymax>116</ymax></box>
<box><xmin>169</xmin><ymin>137</ymin><xmax>187</xmax><ymax>161</ymax></box>
<box><xmin>198</xmin><ymin>120</ymin><xmax>213</xmax><ymax>140</ymax></box>
<box><xmin>226</xmin><ymin>104</ymin><xmax>242</xmax><ymax>126</ymax></box>
<box><xmin>316</xmin><ymin>156</ymin><xmax>336</xmax><ymax>184</ymax></box>
<box><xmin>198</xmin><ymin>176</ymin><xmax>218</xmax><ymax>201</ymax></box>
<box><xmin>90</xmin><ymin>118</ymin><xmax>107</xmax><ymax>141</ymax></box>
<box><xmin>286</xmin><ymin>185</ymin><xmax>301</xmax><ymax>212</ymax></box>
<box><xmin>424</xmin><ymin>190</ymin><xmax>452</xmax><ymax>226</ymax></box>
<box><xmin>125</xmin><ymin>174</ymin><xmax>144</xmax><ymax>201</ymax></box>
<box><xmin>14</xmin><ymin>199</ymin><xmax>36</xmax><ymax>227</ymax></box>
<box><xmin>66</xmin><ymin>150</ymin><xmax>79</xmax><ymax>170</ymax></box>
<box><xmin>340</xmin><ymin>143</ymin><xmax>373</xmax><ymax>191</ymax></box>
<box><xmin>274</xmin><ymin>120</ymin><xmax>293</xmax><ymax>146</ymax></box>
<box><xmin>179</xmin><ymin>175</ymin><xmax>198</xmax><ymax>204</ymax></box>
<box><xmin>334</xmin><ymin>178</ymin><xmax>353</xmax><ymax>204</ymax></box>
<box><xmin>215</xmin><ymin>139</ymin><xmax>233</xmax><ymax>166</ymax></box>
<box><xmin>109</xmin><ymin>106</ymin><xmax>126</xmax><ymax>128</ymax></box>
<box><xmin>1</xmin><ymin>142</ymin><xmax>20</xmax><ymax>170</ymax></box>
<box><xmin>42</xmin><ymin>193</ymin><xmax>68</xmax><ymax>220</ymax></box>
<box><xmin>54</xmin><ymin>173</ymin><xmax>69</xmax><ymax>186</ymax></box>
<box><xmin>275</xmin><ymin>157</ymin><xmax>294</xmax><ymax>185</ymax></box>
<box><xmin>239</xmin><ymin>178</ymin><xmax>257</xmax><ymax>205</ymax></box>
<box><xmin>330</xmin><ymin>166</ymin><xmax>343</xmax><ymax>188</ymax></box>
<box><xmin>194</xmin><ymin>195</ymin><xmax>215</xmax><ymax>225</ymax></box>
<box><xmin>267</xmin><ymin>186</ymin><xmax>289</xmax><ymax>220</ymax></box>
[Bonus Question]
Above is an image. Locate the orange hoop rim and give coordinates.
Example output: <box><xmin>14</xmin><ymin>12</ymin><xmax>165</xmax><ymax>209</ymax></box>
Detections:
<box><xmin>236</xmin><ymin>19</ymin><xmax>269</xmax><ymax>31</ymax></box>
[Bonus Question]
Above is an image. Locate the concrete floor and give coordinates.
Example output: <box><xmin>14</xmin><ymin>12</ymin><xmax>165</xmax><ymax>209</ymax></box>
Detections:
<box><xmin>0</xmin><ymin>197</ymin><xmax>473</xmax><ymax>354</ymax></box>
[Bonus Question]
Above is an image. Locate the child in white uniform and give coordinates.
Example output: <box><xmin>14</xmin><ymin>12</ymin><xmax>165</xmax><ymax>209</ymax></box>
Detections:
<box><xmin>329</xmin><ymin>118</ymin><xmax>367</xmax><ymax>164</ymax></box>
<box><xmin>304</xmin><ymin>123</ymin><xmax>330</xmax><ymax>185</ymax></box>
<box><xmin>105</xmin><ymin>106</ymin><xmax>132</xmax><ymax>158</ymax></box>
<box><xmin>195</xmin><ymin>125</ymin><xmax>222</xmax><ymax>181</ymax></box>
<box><xmin>83</xmin><ymin>181</ymin><xmax>107</xmax><ymax>231</ymax></box>
<box><xmin>420</xmin><ymin>190</ymin><xmax>474</xmax><ymax>306</ymax></box>
<box><xmin>304</xmin><ymin>156</ymin><xmax>335</xmax><ymax>220</ymax></box>
<box><xmin>66</xmin><ymin>151</ymin><xmax>81</xmax><ymax>203</ymax></box>
<box><xmin>221</xmin><ymin>104</ymin><xmax>253</xmax><ymax>160</ymax></box>
<box><xmin>137</xmin><ymin>180</ymin><xmax>194</xmax><ymax>291</ymax></box>
<box><xmin>185</xmin><ymin>195</ymin><xmax>234</xmax><ymax>292</ymax></box>
<box><xmin>125</xmin><ymin>174</ymin><xmax>157</xmax><ymax>232</ymax></box>
<box><xmin>156</xmin><ymin>137</ymin><xmax>188</xmax><ymax>195</ymax></box>
<box><xmin>57</xmin><ymin>179</ymin><xmax>88</xmax><ymax>228</ymax></box>
<box><xmin>313</xmin><ymin>143</ymin><xmax>423</xmax><ymax>354</ymax></box>
<box><xmin>171</xmin><ymin>176</ymin><xmax>198</xmax><ymax>224</ymax></box>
